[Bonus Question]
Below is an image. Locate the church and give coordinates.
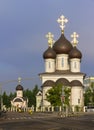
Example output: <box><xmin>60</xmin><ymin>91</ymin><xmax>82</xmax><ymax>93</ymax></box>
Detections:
<box><xmin>36</xmin><ymin>15</ymin><xmax>85</xmax><ymax>112</ymax></box>
<box><xmin>11</xmin><ymin>77</ymin><xmax>28</xmax><ymax>111</ymax></box>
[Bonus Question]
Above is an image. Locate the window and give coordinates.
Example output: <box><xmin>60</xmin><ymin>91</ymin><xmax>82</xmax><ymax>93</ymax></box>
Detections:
<box><xmin>48</xmin><ymin>62</ymin><xmax>51</xmax><ymax>68</ymax></box>
<box><xmin>62</xmin><ymin>58</ymin><xmax>64</xmax><ymax>67</ymax></box>
<box><xmin>74</xmin><ymin>62</ymin><xmax>76</xmax><ymax>69</ymax></box>
<box><xmin>78</xmin><ymin>99</ymin><xmax>80</xmax><ymax>104</ymax></box>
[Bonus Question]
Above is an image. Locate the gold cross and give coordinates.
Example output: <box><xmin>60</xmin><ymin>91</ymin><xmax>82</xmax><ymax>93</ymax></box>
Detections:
<box><xmin>57</xmin><ymin>15</ymin><xmax>68</xmax><ymax>33</ymax></box>
<box><xmin>18</xmin><ymin>77</ymin><xmax>22</xmax><ymax>84</ymax></box>
<box><xmin>46</xmin><ymin>32</ymin><xmax>54</xmax><ymax>47</ymax></box>
<box><xmin>71</xmin><ymin>32</ymin><xmax>79</xmax><ymax>47</ymax></box>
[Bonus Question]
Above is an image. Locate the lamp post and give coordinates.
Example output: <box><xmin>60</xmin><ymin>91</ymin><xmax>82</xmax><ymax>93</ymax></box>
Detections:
<box><xmin>61</xmin><ymin>86</ymin><xmax>65</xmax><ymax>117</ymax></box>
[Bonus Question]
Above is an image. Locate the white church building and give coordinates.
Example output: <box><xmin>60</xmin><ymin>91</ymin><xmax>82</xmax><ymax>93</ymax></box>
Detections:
<box><xmin>36</xmin><ymin>15</ymin><xmax>85</xmax><ymax>112</ymax></box>
<box><xmin>11</xmin><ymin>78</ymin><xmax>28</xmax><ymax>111</ymax></box>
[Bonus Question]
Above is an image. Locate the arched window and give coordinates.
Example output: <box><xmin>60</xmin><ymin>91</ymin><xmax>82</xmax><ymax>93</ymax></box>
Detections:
<box><xmin>74</xmin><ymin>62</ymin><xmax>76</xmax><ymax>69</ymax></box>
<box><xmin>48</xmin><ymin>62</ymin><xmax>51</xmax><ymax>68</ymax></box>
<box><xmin>62</xmin><ymin>58</ymin><xmax>64</xmax><ymax>67</ymax></box>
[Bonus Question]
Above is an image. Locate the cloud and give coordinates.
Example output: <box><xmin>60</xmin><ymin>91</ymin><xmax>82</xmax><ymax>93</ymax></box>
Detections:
<box><xmin>0</xmin><ymin>62</ymin><xmax>19</xmax><ymax>81</ymax></box>
<box><xmin>0</xmin><ymin>0</ymin><xmax>94</xmax><ymax>93</ymax></box>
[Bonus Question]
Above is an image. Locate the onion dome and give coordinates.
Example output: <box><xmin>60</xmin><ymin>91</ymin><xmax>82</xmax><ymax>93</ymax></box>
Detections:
<box><xmin>70</xmin><ymin>80</ymin><xmax>83</xmax><ymax>87</ymax></box>
<box><xmin>16</xmin><ymin>84</ymin><xmax>23</xmax><ymax>91</ymax></box>
<box><xmin>42</xmin><ymin>80</ymin><xmax>55</xmax><ymax>87</ymax></box>
<box><xmin>53</xmin><ymin>34</ymin><xmax>73</xmax><ymax>54</ymax></box>
<box><xmin>70</xmin><ymin>32</ymin><xmax>82</xmax><ymax>59</ymax></box>
<box><xmin>69</xmin><ymin>47</ymin><xmax>82</xmax><ymax>59</ymax></box>
<box><xmin>53</xmin><ymin>15</ymin><xmax>72</xmax><ymax>54</ymax></box>
<box><xmin>43</xmin><ymin>47</ymin><xmax>56</xmax><ymax>59</ymax></box>
<box><xmin>56</xmin><ymin>78</ymin><xmax>70</xmax><ymax>86</ymax></box>
<box><xmin>14</xmin><ymin>98</ymin><xmax>23</xmax><ymax>102</ymax></box>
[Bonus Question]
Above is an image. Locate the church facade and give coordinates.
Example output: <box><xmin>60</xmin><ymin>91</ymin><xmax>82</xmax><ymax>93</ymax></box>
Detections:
<box><xmin>11</xmin><ymin>78</ymin><xmax>28</xmax><ymax>111</ymax></box>
<box><xmin>36</xmin><ymin>15</ymin><xmax>85</xmax><ymax>112</ymax></box>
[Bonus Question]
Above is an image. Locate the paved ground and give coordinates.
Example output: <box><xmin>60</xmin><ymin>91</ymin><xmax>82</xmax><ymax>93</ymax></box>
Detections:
<box><xmin>0</xmin><ymin>112</ymin><xmax>94</xmax><ymax>130</ymax></box>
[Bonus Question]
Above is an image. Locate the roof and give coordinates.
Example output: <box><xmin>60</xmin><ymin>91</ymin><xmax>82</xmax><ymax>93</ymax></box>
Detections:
<box><xmin>14</xmin><ymin>98</ymin><xmax>23</xmax><ymax>102</ymax></box>
<box><xmin>53</xmin><ymin>34</ymin><xmax>73</xmax><ymax>54</ymax></box>
<box><xmin>12</xmin><ymin>97</ymin><xmax>27</xmax><ymax>102</ymax></box>
<box><xmin>70</xmin><ymin>80</ymin><xmax>83</xmax><ymax>87</ymax></box>
<box><xmin>56</xmin><ymin>78</ymin><xmax>70</xmax><ymax>86</ymax></box>
<box><xmin>69</xmin><ymin>47</ymin><xmax>82</xmax><ymax>59</ymax></box>
<box><xmin>42</xmin><ymin>80</ymin><xmax>55</xmax><ymax>87</ymax></box>
<box><xmin>43</xmin><ymin>47</ymin><xmax>56</xmax><ymax>59</ymax></box>
<box><xmin>39</xmin><ymin>70</ymin><xmax>85</xmax><ymax>76</ymax></box>
<box><xmin>41</xmin><ymin>78</ymin><xmax>84</xmax><ymax>88</ymax></box>
<box><xmin>16</xmin><ymin>84</ymin><xmax>23</xmax><ymax>91</ymax></box>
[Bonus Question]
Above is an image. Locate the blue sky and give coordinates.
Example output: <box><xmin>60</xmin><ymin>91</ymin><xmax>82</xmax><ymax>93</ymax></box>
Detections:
<box><xmin>0</xmin><ymin>0</ymin><xmax>94</xmax><ymax>93</ymax></box>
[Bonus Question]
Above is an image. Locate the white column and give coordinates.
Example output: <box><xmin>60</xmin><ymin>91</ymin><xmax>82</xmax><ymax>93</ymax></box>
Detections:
<box><xmin>71</xmin><ymin>86</ymin><xmax>83</xmax><ymax>106</ymax></box>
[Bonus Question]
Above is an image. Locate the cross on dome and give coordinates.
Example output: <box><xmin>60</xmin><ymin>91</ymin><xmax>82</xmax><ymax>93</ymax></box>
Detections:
<box><xmin>57</xmin><ymin>15</ymin><xmax>68</xmax><ymax>34</ymax></box>
<box><xmin>46</xmin><ymin>32</ymin><xmax>54</xmax><ymax>47</ymax></box>
<box><xmin>71</xmin><ymin>32</ymin><xmax>79</xmax><ymax>47</ymax></box>
<box><xmin>18</xmin><ymin>77</ymin><xmax>22</xmax><ymax>84</ymax></box>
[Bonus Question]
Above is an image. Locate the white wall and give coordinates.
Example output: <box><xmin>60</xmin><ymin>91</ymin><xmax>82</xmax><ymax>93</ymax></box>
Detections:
<box><xmin>71</xmin><ymin>86</ymin><xmax>83</xmax><ymax>106</ymax></box>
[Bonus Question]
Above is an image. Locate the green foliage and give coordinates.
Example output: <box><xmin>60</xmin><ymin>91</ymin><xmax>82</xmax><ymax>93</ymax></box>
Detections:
<box><xmin>46</xmin><ymin>84</ymin><xmax>62</xmax><ymax>106</ymax></box>
<box><xmin>64</xmin><ymin>87</ymin><xmax>71</xmax><ymax>106</ymax></box>
<box><xmin>23</xmin><ymin>89</ymin><xmax>32</xmax><ymax>107</ymax></box>
<box><xmin>46</xmin><ymin>84</ymin><xmax>71</xmax><ymax>107</ymax></box>
<box><xmin>2</xmin><ymin>91</ymin><xmax>11</xmax><ymax>108</ymax></box>
<box><xmin>84</xmin><ymin>82</ymin><xmax>94</xmax><ymax>106</ymax></box>
<box><xmin>2</xmin><ymin>84</ymin><xmax>39</xmax><ymax>109</ymax></box>
<box><xmin>23</xmin><ymin>85</ymin><xmax>39</xmax><ymax>107</ymax></box>
<box><xmin>84</xmin><ymin>88</ymin><xmax>91</xmax><ymax>106</ymax></box>
<box><xmin>75</xmin><ymin>105</ymin><xmax>80</xmax><ymax>112</ymax></box>
<box><xmin>32</xmin><ymin>85</ymin><xmax>39</xmax><ymax>107</ymax></box>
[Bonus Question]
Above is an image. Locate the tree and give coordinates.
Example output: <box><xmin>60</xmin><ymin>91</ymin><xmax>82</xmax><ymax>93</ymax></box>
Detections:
<box><xmin>2</xmin><ymin>91</ymin><xmax>10</xmax><ymax>108</ymax></box>
<box><xmin>91</xmin><ymin>82</ymin><xmax>94</xmax><ymax>103</ymax></box>
<box><xmin>64</xmin><ymin>87</ymin><xmax>71</xmax><ymax>106</ymax></box>
<box><xmin>23</xmin><ymin>85</ymin><xmax>39</xmax><ymax>108</ymax></box>
<box><xmin>31</xmin><ymin>85</ymin><xmax>39</xmax><ymax>108</ymax></box>
<box><xmin>2</xmin><ymin>84</ymin><xmax>39</xmax><ymax>110</ymax></box>
<box><xmin>84</xmin><ymin>82</ymin><xmax>94</xmax><ymax>106</ymax></box>
<box><xmin>84</xmin><ymin>88</ymin><xmax>92</xmax><ymax>106</ymax></box>
<box><xmin>63</xmin><ymin>87</ymin><xmax>71</xmax><ymax>115</ymax></box>
<box><xmin>8</xmin><ymin>92</ymin><xmax>16</xmax><ymax>107</ymax></box>
<box><xmin>46</xmin><ymin>84</ymin><xmax>71</xmax><ymax>115</ymax></box>
<box><xmin>46</xmin><ymin>84</ymin><xmax>62</xmax><ymax>106</ymax></box>
<box><xmin>23</xmin><ymin>89</ymin><xmax>32</xmax><ymax>107</ymax></box>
